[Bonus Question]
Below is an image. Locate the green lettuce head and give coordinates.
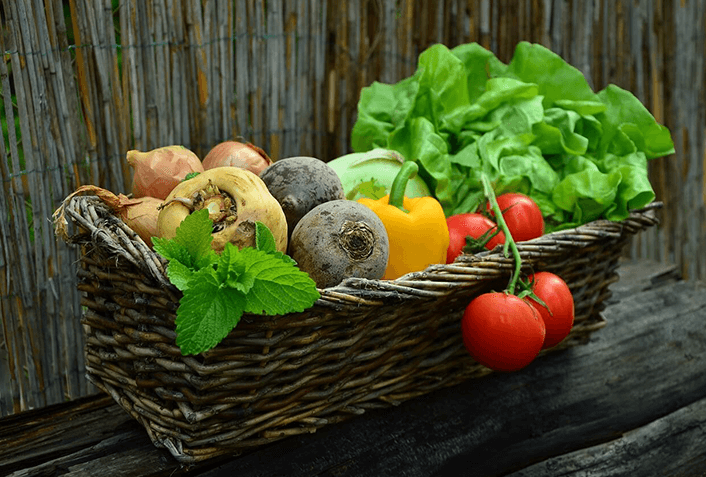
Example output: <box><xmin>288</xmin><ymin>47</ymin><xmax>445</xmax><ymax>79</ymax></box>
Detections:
<box><xmin>350</xmin><ymin>41</ymin><xmax>674</xmax><ymax>231</ymax></box>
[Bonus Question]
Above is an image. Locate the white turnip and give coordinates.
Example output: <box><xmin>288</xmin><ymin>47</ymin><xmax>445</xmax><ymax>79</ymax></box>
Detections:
<box><xmin>157</xmin><ymin>167</ymin><xmax>288</xmax><ymax>253</ymax></box>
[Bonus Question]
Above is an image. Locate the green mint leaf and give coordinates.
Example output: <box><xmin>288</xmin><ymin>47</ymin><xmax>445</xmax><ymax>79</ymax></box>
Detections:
<box><xmin>166</xmin><ymin>259</ymin><xmax>196</xmax><ymax>291</ymax></box>
<box><xmin>163</xmin><ymin>222</ymin><xmax>318</xmax><ymax>355</ymax></box>
<box><xmin>153</xmin><ymin>235</ymin><xmax>200</xmax><ymax>289</ymax></box>
<box><xmin>152</xmin><ymin>236</ymin><xmax>192</xmax><ymax>265</ymax></box>
<box><xmin>153</xmin><ymin>209</ymin><xmax>219</xmax><ymax>293</ymax></box>
<box><xmin>270</xmin><ymin>250</ymin><xmax>297</xmax><ymax>265</ymax></box>
<box><xmin>234</xmin><ymin>247</ymin><xmax>320</xmax><ymax>315</ymax></box>
<box><xmin>175</xmin><ymin>267</ymin><xmax>246</xmax><ymax>355</ymax></box>
<box><xmin>217</xmin><ymin>243</ymin><xmax>256</xmax><ymax>294</ymax></box>
<box><xmin>172</xmin><ymin>209</ymin><xmax>219</xmax><ymax>269</ymax></box>
<box><xmin>255</xmin><ymin>221</ymin><xmax>277</xmax><ymax>253</ymax></box>
<box><xmin>153</xmin><ymin>209</ymin><xmax>218</xmax><ymax>270</ymax></box>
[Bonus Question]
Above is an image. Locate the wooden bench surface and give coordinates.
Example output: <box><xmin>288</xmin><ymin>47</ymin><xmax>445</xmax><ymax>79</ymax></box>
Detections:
<box><xmin>1</xmin><ymin>258</ymin><xmax>705</xmax><ymax>476</ymax></box>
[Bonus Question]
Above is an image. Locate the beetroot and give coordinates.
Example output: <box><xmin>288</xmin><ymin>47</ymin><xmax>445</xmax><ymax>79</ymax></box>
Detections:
<box><xmin>259</xmin><ymin>156</ymin><xmax>344</xmax><ymax>240</ymax></box>
<box><xmin>288</xmin><ymin>200</ymin><xmax>389</xmax><ymax>288</ymax></box>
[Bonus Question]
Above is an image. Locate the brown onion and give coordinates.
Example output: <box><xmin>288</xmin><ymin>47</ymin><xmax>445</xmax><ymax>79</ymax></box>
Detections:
<box><xmin>53</xmin><ymin>185</ymin><xmax>161</xmax><ymax>247</ymax></box>
<box><xmin>201</xmin><ymin>141</ymin><xmax>273</xmax><ymax>176</ymax></box>
<box><xmin>121</xmin><ymin>196</ymin><xmax>162</xmax><ymax>247</ymax></box>
<box><xmin>128</xmin><ymin>145</ymin><xmax>204</xmax><ymax>200</ymax></box>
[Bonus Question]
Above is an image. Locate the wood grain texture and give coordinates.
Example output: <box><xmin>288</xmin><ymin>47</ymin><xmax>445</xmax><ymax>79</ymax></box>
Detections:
<box><xmin>1</xmin><ymin>260</ymin><xmax>705</xmax><ymax>476</ymax></box>
<box><xmin>508</xmin><ymin>395</ymin><xmax>706</xmax><ymax>476</ymax></box>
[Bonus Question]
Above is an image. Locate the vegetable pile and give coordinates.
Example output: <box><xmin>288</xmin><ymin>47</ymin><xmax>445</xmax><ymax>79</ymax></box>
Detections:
<box><xmin>57</xmin><ymin>141</ymin><xmax>390</xmax><ymax>356</ymax></box>
<box><xmin>341</xmin><ymin>40</ymin><xmax>674</xmax><ymax>372</ymax></box>
<box><xmin>58</xmin><ymin>41</ymin><xmax>674</xmax><ymax>369</ymax></box>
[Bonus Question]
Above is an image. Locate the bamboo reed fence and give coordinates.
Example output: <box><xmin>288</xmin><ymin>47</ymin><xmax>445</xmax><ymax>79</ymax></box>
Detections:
<box><xmin>0</xmin><ymin>0</ymin><xmax>704</xmax><ymax>417</ymax></box>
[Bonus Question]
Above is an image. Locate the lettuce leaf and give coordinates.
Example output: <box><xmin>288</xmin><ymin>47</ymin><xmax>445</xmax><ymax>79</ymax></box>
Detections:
<box><xmin>350</xmin><ymin>41</ymin><xmax>674</xmax><ymax>232</ymax></box>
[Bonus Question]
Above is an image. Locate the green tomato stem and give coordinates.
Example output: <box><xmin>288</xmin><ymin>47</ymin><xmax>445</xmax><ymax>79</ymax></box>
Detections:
<box><xmin>480</xmin><ymin>174</ymin><xmax>522</xmax><ymax>295</ymax></box>
<box><xmin>388</xmin><ymin>161</ymin><xmax>419</xmax><ymax>212</ymax></box>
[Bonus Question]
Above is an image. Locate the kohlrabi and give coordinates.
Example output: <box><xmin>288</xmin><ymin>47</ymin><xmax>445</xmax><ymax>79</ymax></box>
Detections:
<box><xmin>327</xmin><ymin>149</ymin><xmax>432</xmax><ymax>201</ymax></box>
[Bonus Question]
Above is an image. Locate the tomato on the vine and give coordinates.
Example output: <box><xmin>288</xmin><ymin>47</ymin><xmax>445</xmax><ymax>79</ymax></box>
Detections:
<box><xmin>525</xmin><ymin>272</ymin><xmax>575</xmax><ymax>349</ymax></box>
<box><xmin>461</xmin><ymin>292</ymin><xmax>546</xmax><ymax>372</ymax></box>
<box><xmin>485</xmin><ymin>193</ymin><xmax>544</xmax><ymax>242</ymax></box>
<box><xmin>445</xmin><ymin>213</ymin><xmax>506</xmax><ymax>264</ymax></box>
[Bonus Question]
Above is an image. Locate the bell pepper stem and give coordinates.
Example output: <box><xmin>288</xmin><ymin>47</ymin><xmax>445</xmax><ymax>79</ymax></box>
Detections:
<box><xmin>388</xmin><ymin>161</ymin><xmax>419</xmax><ymax>212</ymax></box>
<box><xmin>480</xmin><ymin>174</ymin><xmax>522</xmax><ymax>295</ymax></box>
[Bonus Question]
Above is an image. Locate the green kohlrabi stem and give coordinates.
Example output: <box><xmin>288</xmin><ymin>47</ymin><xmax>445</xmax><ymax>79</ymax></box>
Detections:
<box><xmin>480</xmin><ymin>174</ymin><xmax>522</xmax><ymax>295</ymax></box>
<box><xmin>388</xmin><ymin>161</ymin><xmax>419</xmax><ymax>212</ymax></box>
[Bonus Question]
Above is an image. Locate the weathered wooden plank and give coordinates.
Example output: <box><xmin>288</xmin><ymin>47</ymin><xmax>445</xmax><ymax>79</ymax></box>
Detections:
<box><xmin>0</xmin><ymin>395</ymin><xmax>137</xmax><ymax>475</ymax></box>
<box><xmin>7</xmin><ymin>433</ymin><xmax>177</xmax><ymax>477</ymax></box>
<box><xmin>507</xmin><ymin>394</ymin><xmax>706</xmax><ymax>476</ymax></box>
<box><xmin>425</xmin><ymin>279</ymin><xmax>706</xmax><ymax>476</ymax></box>
<box><xmin>2</xmin><ymin>260</ymin><xmax>705</xmax><ymax>476</ymax></box>
<box><xmin>605</xmin><ymin>258</ymin><xmax>680</xmax><ymax>298</ymax></box>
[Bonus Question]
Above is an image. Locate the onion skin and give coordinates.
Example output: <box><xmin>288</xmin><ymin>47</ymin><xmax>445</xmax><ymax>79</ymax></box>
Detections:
<box><xmin>128</xmin><ymin>145</ymin><xmax>204</xmax><ymax>200</ymax></box>
<box><xmin>157</xmin><ymin>167</ymin><xmax>288</xmax><ymax>253</ymax></box>
<box><xmin>122</xmin><ymin>197</ymin><xmax>162</xmax><ymax>247</ymax></box>
<box><xmin>202</xmin><ymin>141</ymin><xmax>273</xmax><ymax>176</ymax></box>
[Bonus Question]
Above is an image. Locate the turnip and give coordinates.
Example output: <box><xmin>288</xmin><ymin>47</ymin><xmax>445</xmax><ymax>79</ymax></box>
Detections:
<box><xmin>259</xmin><ymin>156</ymin><xmax>345</xmax><ymax>239</ymax></box>
<box><xmin>288</xmin><ymin>200</ymin><xmax>389</xmax><ymax>288</ymax></box>
<box><xmin>157</xmin><ymin>167</ymin><xmax>288</xmax><ymax>253</ymax></box>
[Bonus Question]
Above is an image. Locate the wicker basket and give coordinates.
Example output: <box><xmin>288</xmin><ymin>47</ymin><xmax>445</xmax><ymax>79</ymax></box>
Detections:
<box><xmin>55</xmin><ymin>194</ymin><xmax>660</xmax><ymax>463</ymax></box>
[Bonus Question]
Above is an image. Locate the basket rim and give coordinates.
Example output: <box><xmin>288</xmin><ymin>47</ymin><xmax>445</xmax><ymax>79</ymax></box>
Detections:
<box><xmin>55</xmin><ymin>195</ymin><xmax>661</xmax><ymax>308</ymax></box>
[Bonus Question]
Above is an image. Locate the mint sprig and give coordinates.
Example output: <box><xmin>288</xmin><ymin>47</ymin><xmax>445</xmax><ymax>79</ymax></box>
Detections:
<box><xmin>152</xmin><ymin>210</ymin><xmax>320</xmax><ymax>355</ymax></box>
<box><xmin>255</xmin><ymin>221</ymin><xmax>277</xmax><ymax>253</ymax></box>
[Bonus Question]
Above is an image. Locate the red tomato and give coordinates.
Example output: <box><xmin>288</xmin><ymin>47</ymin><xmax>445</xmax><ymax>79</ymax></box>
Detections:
<box><xmin>446</xmin><ymin>213</ymin><xmax>506</xmax><ymax>263</ymax></box>
<box><xmin>485</xmin><ymin>193</ymin><xmax>544</xmax><ymax>242</ymax></box>
<box><xmin>526</xmin><ymin>272</ymin><xmax>575</xmax><ymax>349</ymax></box>
<box><xmin>461</xmin><ymin>292</ymin><xmax>546</xmax><ymax>372</ymax></box>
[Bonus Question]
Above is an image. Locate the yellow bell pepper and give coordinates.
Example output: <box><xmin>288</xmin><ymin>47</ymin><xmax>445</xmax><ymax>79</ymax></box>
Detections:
<box><xmin>358</xmin><ymin>161</ymin><xmax>449</xmax><ymax>280</ymax></box>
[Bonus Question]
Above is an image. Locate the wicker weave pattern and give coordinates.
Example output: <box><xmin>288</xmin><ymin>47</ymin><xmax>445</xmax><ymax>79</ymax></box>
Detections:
<box><xmin>58</xmin><ymin>196</ymin><xmax>660</xmax><ymax>463</ymax></box>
